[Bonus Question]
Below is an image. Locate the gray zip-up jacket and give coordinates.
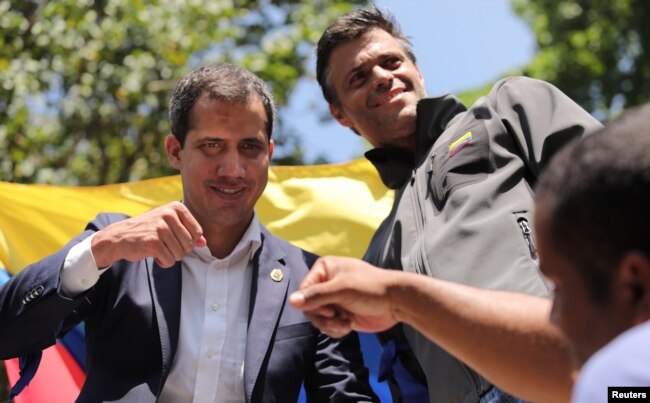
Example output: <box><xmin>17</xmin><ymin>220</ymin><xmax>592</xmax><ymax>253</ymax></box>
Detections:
<box><xmin>364</xmin><ymin>76</ymin><xmax>603</xmax><ymax>403</ymax></box>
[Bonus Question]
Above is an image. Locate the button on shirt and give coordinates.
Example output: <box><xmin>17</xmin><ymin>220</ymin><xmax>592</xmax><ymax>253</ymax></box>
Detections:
<box><xmin>61</xmin><ymin>214</ymin><xmax>262</xmax><ymax>403</ymax></box>
<box><xmin>159</xmin><ymin>218</ymin><xmax>260</xmax><ymax>403</ymax></box>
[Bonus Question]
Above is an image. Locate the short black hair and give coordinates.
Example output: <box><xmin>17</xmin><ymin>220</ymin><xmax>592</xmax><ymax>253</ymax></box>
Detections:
<box><xmin>536</xmin><ymin>104</ymin><xmax>650</xmax><ymax>302</ymax></box>
<box><xmin>316</xmin><ymin>5</ymin><xmax>416</xmax><ymax>106</ymax></box>
<box><xmin>169</xmin><ymin>64</ymin><xmax>276</xmax><ymax>146</ymax></box>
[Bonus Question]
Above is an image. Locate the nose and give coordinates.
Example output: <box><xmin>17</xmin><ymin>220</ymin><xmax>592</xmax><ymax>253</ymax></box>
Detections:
<box><xmin>217</xmin><ymin>149</ymin><xmax>245</xmax><ymax>177</ymax></box>
<box><xmin>371</xmin><ymin>65</ymin><xmax>393</xmax><ymax>89</ymax></box>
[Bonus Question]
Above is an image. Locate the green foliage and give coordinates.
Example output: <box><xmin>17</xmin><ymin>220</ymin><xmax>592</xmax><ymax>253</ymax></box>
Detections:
<box><xmin>0</xmin><ymin>0</ymin><xmax>363</xmax><ymax>185</ymax></box>
<box><xmin>512</xmin><ymin>0</ymin><xmax>650</xmax><ymax>119</ymax></box>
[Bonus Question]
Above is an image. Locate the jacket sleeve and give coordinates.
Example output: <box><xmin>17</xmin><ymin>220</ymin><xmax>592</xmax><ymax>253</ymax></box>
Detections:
<box><xmin>489</xmin><ymin>76</ymin><xmax>603</xmax><ymax>180</ymax></box>
<box><xmin>304</xmin><ymin>330</ymin><xmax>379</xmax><ymax>403</ymax></box>
<box><xmin>0</xmin><ymin>213</ymin><xmax>123</xmax><ymax>358</ymax></box>
<box><xmin>299</xmin><ymin>251</ymin><xmax>379</xmax><ymax>403</ymax></box>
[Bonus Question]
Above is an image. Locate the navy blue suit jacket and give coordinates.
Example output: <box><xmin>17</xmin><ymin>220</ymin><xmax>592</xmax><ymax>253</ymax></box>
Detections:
<box><xmin>0</xmin><ymin>213</ymin><xmax>378</xmax><ymax>402</ymax></box>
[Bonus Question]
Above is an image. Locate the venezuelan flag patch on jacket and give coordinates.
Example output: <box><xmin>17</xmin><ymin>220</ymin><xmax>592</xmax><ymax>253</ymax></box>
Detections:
<box><xmin>448</xmin><ymin>131</ymin><xmax>473</xmax><ymax>156</ymax></box>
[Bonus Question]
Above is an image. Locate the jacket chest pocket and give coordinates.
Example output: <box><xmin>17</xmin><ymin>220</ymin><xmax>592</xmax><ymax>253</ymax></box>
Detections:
<box><xmin>428</xmin><ymin>127</ymin><xmax>490</xmax><ymax>207</ymax></box>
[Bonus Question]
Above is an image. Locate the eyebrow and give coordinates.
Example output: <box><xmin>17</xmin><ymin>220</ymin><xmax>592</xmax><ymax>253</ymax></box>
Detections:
<box><xmin>344</xmin><ymin>51</ymin><xmax>400</xmax><ymax>83</ymax></box>
<box><xmin>192</xmin><ymin>135</ymin><xmax>268</xmax><ymax>145</ymax></box>
<box><xmin>192</xmin><ymin>136</ymin><xmax>222</xmax><ymax>144</ymax></box>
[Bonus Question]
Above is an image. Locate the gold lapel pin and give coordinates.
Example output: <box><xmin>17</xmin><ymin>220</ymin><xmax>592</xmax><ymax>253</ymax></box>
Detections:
<box><xmin>270</xmin><ymin>268</ymin><xmax>284</xmax><ymax>282</ymax></box>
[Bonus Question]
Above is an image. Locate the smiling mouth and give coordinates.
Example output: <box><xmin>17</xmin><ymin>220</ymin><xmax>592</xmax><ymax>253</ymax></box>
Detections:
<box><xmin>220</xmin><ymin>187</ymin><xmax>241</xmax><ymax>194</ymax></box>
<box><xmin>209</xmin><ymin>185</ymin><xmax>245</xmax><ymax>196</ymax></box>
<box><xmin>372</xmin><ymin>87</ymin><xmax>406</xmax><ymax>107</ymax></box>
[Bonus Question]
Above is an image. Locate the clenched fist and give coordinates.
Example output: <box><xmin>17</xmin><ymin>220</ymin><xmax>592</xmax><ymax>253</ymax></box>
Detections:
<box><xmin>91</xmin><ymin>201</ymin><xmax>206</xmax><ymax>268</ymax></box>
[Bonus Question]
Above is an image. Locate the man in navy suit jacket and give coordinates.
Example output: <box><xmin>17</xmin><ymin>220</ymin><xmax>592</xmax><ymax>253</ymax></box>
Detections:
<box><xmin>0</xmin><ymin>64</ymin><xmax>378</xmax><ymax>402</ymax></box>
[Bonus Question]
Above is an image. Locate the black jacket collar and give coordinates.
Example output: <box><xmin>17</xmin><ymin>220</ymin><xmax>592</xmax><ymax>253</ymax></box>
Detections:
<box><xmin>365</xmin><ymin>94</ymin><xmax>466</xmax><ymax>189</ymax></box>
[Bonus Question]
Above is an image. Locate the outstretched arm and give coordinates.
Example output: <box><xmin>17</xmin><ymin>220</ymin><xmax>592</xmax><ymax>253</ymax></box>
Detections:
<box><xmin>289</xmin><ymin>256</ymin><xmax>575</xmax><ymax>403</ymax></box>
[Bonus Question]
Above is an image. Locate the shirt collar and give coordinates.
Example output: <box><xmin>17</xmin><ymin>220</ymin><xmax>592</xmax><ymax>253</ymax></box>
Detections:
<box><xmin>364</xmin><ymin>94</ymin><xmax>467</xmax><ymax>189</ymax></box>
<box><xmin>192</xmin><ymin>212</ymin><xmax>262</xmax><ymax>264</ymax></box>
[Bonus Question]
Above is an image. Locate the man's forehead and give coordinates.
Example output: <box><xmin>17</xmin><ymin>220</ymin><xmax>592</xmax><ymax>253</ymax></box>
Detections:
<box><xmin>336</xmin><ymin>29</ymin><xmax>403</xmax><ymax>58</ymax></box>
<box><xmin>330</xmin><ymin>30</ymin><xmax>404</xmax><ymax>76</ymax></box>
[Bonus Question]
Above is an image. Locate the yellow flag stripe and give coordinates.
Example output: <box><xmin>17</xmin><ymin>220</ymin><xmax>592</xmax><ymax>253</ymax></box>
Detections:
<box><xmin>0</xmin><ymin>159</ymin><xmax>393</xmax><ymax>274</ymax></box>
<box><xmin>448</xmin><ymin>131</ymin><xmax>473</xmax><ymax>152</ymax></box>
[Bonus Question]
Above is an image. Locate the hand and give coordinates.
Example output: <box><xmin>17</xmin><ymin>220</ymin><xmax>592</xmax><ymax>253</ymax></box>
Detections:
<box><xmin>289</xmin><ymin>256</ymin><xmax>399</xmax><ymax>338</ymax></box>
<box><xmin>91</xmin><ymin>201</ymin><xmax>206</xmax><ymax>268</ymax></box>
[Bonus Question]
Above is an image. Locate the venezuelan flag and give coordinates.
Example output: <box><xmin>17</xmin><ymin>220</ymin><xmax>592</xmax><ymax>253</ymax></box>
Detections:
<box><xmin>448</xmin><ymin>131</ymin><xmax>473</xmax><ymax>156</ymax></box>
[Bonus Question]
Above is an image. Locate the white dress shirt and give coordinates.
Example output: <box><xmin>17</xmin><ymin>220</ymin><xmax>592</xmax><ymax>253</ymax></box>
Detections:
<box><xmin>61</xmin><ymin>214</ymin><xmax>262</xmax><ymax>403</ymax></box>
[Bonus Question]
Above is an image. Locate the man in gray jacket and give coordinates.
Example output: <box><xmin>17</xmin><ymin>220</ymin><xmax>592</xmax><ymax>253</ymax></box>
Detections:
<box><xmin>291</xmin><ymin>5</ymin><xmax>601</xmax><ymax>403</ymax></box>
<box><xmin>291</xmin><ymin>107</ymin><xmax>650</xmax><ymax>403</ymax></box>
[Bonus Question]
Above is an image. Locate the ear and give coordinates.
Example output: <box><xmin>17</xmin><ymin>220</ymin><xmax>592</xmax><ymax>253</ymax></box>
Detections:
<box><xmin>165</xmin><ymin>134</ymin><xmax>182</xmax><ymax>170</ymax></box>
<box><xmin>617</xmin><ymin>251</ymin><xmax>650</xmax><ymax>324</ymax></box>
<box><xmin>268</xmin><ymin>139</ymin><xmax>274</xmax><ymax>160</ymax></box>
<box><xmin>328</xmin><ymin>103</ymin><xmax>355</xmax><ymax>131</ymax></box>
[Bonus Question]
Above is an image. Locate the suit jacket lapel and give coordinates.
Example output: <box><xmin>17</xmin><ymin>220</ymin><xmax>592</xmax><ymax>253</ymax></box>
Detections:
<box><xmin>244</xmin><ymin>229</ymin><xmax>290</xmax><ymax>402</ymax></box>
<box><xmin>147</xmin><ymin>258</ymin><xmax>182</xmax><ymax>395</ymax></box>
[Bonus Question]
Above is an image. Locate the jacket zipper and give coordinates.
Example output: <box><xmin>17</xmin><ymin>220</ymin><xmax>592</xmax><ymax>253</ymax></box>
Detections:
<box><xmin>517</xmin><ymin>216</ymin><xmax>554</xmax><ymax>290</ymax></box>
<box><xmin>517</xmin><ymin>217</ymin><xmax>538</xmax><ymax>261</ymax></box>
<box><xmin>410</xmin><ymin>168</ymin><xmax>427</xmax><ymax>274</ymax></box>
